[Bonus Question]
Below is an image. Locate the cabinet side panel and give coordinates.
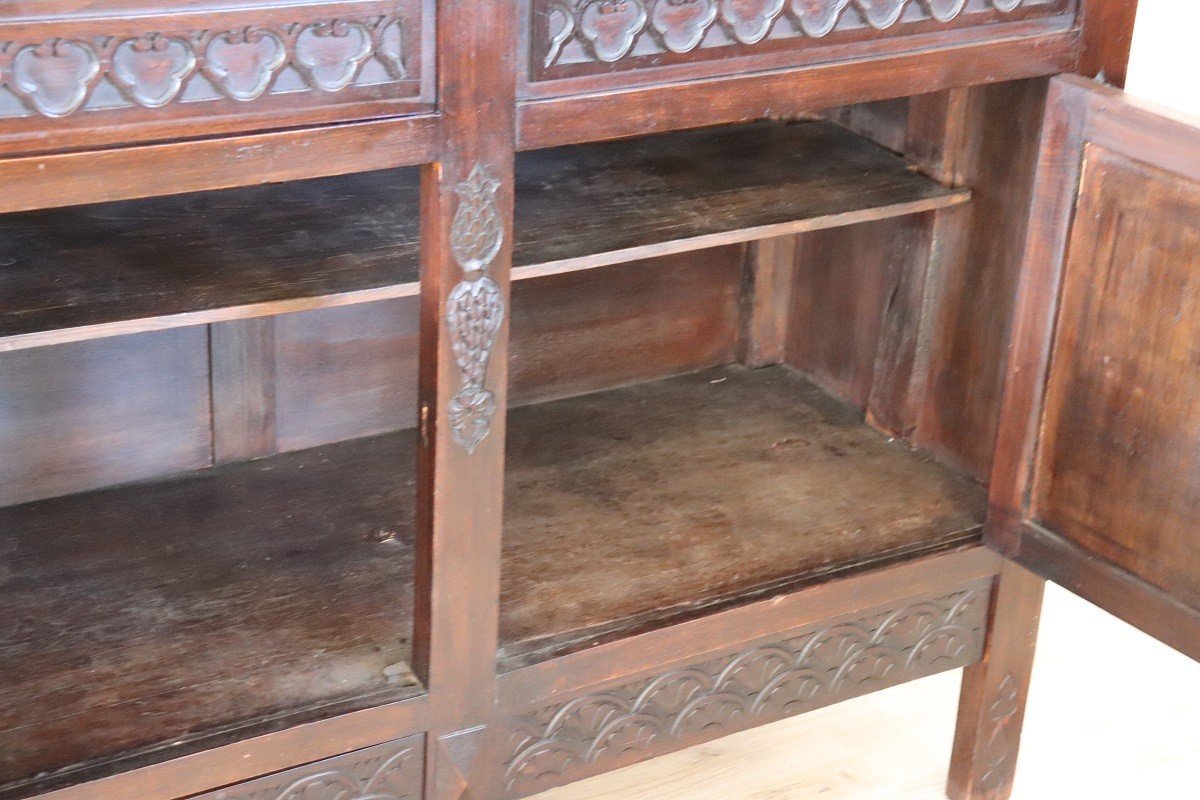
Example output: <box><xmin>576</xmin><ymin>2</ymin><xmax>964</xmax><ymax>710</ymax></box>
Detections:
<box><xmin>916</xmin><ymin>78</ymin><xmax>1049</xmax><ymax>480</ymax></box>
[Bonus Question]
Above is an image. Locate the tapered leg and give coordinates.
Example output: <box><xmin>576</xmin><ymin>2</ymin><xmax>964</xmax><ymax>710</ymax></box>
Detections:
<box><xmin>947</xmin><ymin>562</ymin><xmax>1045</xmax><ymax>800</ymax></box>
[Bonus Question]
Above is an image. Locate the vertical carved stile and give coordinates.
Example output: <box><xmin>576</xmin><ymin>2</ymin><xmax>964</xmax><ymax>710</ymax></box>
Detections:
<box><xmin>446</xmin><ymin>163</ymin><xmax>506</xmax><ymax>453</ymax></box>
<box><xmin>977</xmin><ymin>674</ymin><xmax>1020</xmax><ymax>793</ymax></box>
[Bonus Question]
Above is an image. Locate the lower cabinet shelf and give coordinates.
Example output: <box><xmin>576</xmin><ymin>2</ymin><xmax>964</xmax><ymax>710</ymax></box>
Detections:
<box><xmin>499</xmin><ymin>365</ymin><xmax>986</xmax><ymax>669</ymax></box>
<box><xmin>0</xmin><ymin>437</ymin><xmax>425</xmax><ymax>796</ymax></box>
<box><xmin>0</xmin><ymin>364</ymin><xmax>984</xmax><ymax>797</ymax></box>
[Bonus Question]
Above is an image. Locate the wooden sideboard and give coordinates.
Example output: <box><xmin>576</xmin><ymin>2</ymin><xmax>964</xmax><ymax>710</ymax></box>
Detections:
<box><xmin>6</xmin><ymin>2</ymin><xmax>1200</xmax><ymax>800</ymax></box>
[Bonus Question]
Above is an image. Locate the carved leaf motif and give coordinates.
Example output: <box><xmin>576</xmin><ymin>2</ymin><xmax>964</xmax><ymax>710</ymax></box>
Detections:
<box><xmin>446</xmin><ymin>278</ymin><xmax>503</xmax><ymax>453</ymax></box>
<box><xmin>378</xmin><ymin>19</ymin><xmax>408</xmax><ymax>78</ymax></box>
<box><xmin>11</xmin><ymin>39</ymin><xmax>99</xmax><ymax>117</ymax></box>
<box><xmin>579</xmin><ymin>0</ymin><xmax>649</xmax><ymax>62</ymax></box>
<box><xmin>112</xmin><ymin>34</ymin><xmax>196</xmax><ymax>108</ymax></box>
<box><xmin>919</xmin><ymin>0</ymin><xmax>967</xmax><ymax>22</ymax></box>
<box><xmin>651</xmin><ymin>0</ymin><xmax>718</xmax><ymax>53</ymax></box>
<box><xmin>852</xmin><ymin>0</ymin><xmax>907</xmax><ymax>29</ymax></box>
<box><xmin>788</xmin><ymin>0</ymin><xmax>852</xmax><ymax>37</ymax></box>
<box><xmin>205</xmin><ymin>28</ymin><xmax>287</xmax><ymax>101</ymax></box>
<box><xmin>545</xmin><ymin>4</ymin><xmax>576</xmax><ymax>66</ymax></box>
<box><xmin>719</xmin><ymin>0</ymin><xmax>786</xmax><ymax>44</ymax></box>
<box><xmin>447</xmin><ymin>164</ymin><xmax>506</xmax><ymax>453</ymax></box>
<box><xmin>295</xmin><ymin>21</ymin><xmax>373</xmax><ymax>91</ymax></box>
<box><xmin>502</xmin><ymin>587</ymin><xmax>988</xmax><ymax>798</ymax></box>
<box><xmin>451</xmin><ymin>164</ymin><xmax>504</xmax><ymax>273</ymax></box>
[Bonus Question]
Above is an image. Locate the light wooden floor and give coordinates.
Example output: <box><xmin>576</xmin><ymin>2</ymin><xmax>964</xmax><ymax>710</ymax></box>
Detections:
<box><xmin>530</xmin><ymin>585</ymin><xmax>1200</xmax><ymax>800</ymax></box>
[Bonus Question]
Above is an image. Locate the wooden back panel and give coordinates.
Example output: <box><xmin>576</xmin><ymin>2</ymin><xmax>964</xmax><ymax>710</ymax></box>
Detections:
<box><xmin>0</xmin><ymin>249</ymin><xmax>743</xmax><ymax>505</ymax></box>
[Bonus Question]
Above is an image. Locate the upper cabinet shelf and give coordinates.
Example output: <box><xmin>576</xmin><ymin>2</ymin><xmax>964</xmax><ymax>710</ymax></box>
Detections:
<box><xmin>0</xmin><ymin>0</ymin><xmax>434</xmax><ymax>155</ymax></box>
<box><xmin>0</xmin><ymin>119</ymin><xmax>968</xmax><ymax>351</ymax></box>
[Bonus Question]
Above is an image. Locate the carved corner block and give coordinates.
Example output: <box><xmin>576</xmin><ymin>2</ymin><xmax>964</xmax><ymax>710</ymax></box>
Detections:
<box><xmin>427</xmin><ymin>727</ymin><xmax>490</xmax><ymax>800</ymax></box>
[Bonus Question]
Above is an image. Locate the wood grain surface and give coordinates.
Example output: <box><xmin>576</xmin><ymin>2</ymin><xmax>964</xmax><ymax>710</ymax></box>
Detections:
<box><xmin>0</xmin><ymin>121</ymin><xmax>965</xmax><ymax>351</ymax></box>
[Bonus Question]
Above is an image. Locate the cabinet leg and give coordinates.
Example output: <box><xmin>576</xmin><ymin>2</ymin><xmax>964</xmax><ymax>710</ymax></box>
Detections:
<box><xmin>947</xmin><ymin>562</ymin><xmax>1045</xmax><ymax>800</ymax></box>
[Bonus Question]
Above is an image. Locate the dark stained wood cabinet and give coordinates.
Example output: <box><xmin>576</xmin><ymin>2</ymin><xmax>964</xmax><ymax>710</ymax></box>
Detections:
<box><xmin>5</xmin><ymin>2</ymin><xmax>1197</xmax><ymax>800</ymax></box>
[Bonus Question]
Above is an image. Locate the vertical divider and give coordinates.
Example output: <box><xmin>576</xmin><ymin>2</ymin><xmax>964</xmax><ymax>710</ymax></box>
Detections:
<box><xmin>738</xmin><ymin>238</ymin><xmax>796</xmax><ymax>367</ymax></box>
<box><xmin>413</xmin><ymin>1</ymin><xmax>517</xmax><ymax>798</ymax></box>
<box><xmin>209</xmin><ymin>317</ymin><xmax>278</xmax><ymax>465</ymax></box>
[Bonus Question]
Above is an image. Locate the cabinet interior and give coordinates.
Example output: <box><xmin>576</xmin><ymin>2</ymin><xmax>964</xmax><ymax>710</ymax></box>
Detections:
<box><xmin>0</xmin><ymin>85</ymin><xmax>1042</xmax><ymax>796</ymax></box>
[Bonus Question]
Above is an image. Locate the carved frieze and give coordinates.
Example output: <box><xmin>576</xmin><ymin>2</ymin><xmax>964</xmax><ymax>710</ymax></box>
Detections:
<box><xmin>201</xmin><ymin>737</ymin><xmax>422</xmax><ymax>800</ymax></box>
<box><xmin>538</xmin><ymin>0</ymin><xmax>1059</xmax><ymax>71</ymax></box>
<box><xmin>447</xmin><ymin>164</ymin><xmax>506</xmax><ymax>454</ymax></box>
<box><xmin>0</xmin><ymin>10</ymin><xmax>415</xmax><ymax>120</ymax></box>
<box><xmin>501</xmin><ymin>586</ymin><xmax>989</xmax><ymax>798</ymax></box>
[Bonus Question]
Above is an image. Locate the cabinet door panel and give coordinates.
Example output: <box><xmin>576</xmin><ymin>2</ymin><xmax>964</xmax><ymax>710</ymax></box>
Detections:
<box><xmin>990</xmin><ymin>74</ymin><xmax>1200</xmax><ymax>659</ymax></box>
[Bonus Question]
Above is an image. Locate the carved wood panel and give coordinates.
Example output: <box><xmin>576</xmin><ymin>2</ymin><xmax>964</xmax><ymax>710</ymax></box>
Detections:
<box><xmin>499</xmin><ymin>583</ymin><xmax>989</xmax><ymax>798</ymax></box>
<box><xmin>197</xmin><ymin>736</ymin><xmax>423</xmax><ymax>800</ymax></box>
<box><xmin>528</xmin><ymin>0</ymin><xmax>1072</xmax><ymax>89</ymax></box>
<box><xmin>1031</xmin><ymin>144</ymin><xmax>1200</xmax><ymax>610</ymax></box>
<box><xmin>0</xmin><ymin>1</ymin><xmax>431</xmax><ymax>150</ymax></box>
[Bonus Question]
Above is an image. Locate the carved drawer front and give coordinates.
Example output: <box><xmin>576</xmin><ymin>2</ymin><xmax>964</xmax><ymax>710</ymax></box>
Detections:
<box><xmin>525</xmin><ymin>0</ymin><xmax>1074</xmax><ymax>96</ymax></box>
<box><xmin>193</xmin><ymin>736</ymin><xmax>424</xmax><ymax>800</ymax></box>
<box><xmin>499</xmin><ymin>580</ymin><xmax>991</xmax><ymax>799</ymax></box>
<box><xmin>0</xmin><ymin>0</ymin><xmax>431</xmax><ymax>153</ymax></box>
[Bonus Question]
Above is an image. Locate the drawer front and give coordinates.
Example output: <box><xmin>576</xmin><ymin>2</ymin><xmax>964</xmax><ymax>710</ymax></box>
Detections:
<box><xmin>196</xmin><ymin>735</ymin><xmax>424</xmax><ymax>800</ymax></box>
<box><xmin>524</xmin><ymin>0</ymin><xmax>1074</xmax><ymax>98</ymax></box>
<box><xmin>0</xmin><ymin>1</ymin><xmax>432</xmax><ymax>154</ymax></box>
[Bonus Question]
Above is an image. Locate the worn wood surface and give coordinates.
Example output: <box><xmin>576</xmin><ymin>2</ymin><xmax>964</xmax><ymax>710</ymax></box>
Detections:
<box><xmin>0</xmin><ymin>363</ymin><xmax>985</xmax><ymax>792</ymax></box>
<box><xmin>511</xmin><ymin>121</ymin><xmax>968</xmax><ymax>278</ymax></box>
<box><xmin>500</xmin><ymin>365</ymin><xmax>986</xmax><ymax>668</ymax></box>
<box><xmin>0</xmin><ymin>433</ymin><xmax>422</xmax><ymax>796</ymax></box>
<box><xmin>0</xmin><ymin>121</ymin><xmax>964</xmax><ymax>352</ymax></box>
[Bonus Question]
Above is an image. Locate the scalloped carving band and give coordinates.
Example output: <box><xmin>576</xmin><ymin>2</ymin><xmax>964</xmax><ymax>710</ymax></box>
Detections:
<box><xmin>541</xmin><ymin>0</ymin><xmax>1047</xmax><ymax>69</ymax></box>
<box><xmin>196</xmin><ymin>737</ymin><xmax>422</xmax><ymax>800</ymax></box>
<box><xmin>0</xmin><ymin>13</ymin><xmax>412</xmax><ymax>119</ymax></box>
<box><xmin>500</xmin><ymin>585</ymin><xmax>989</xmax><ymax>798</ymax></box>
<box><xmin>446</xmin><ymin>164</ymin><xmax>506</xmax><ymax>454</ymax></box>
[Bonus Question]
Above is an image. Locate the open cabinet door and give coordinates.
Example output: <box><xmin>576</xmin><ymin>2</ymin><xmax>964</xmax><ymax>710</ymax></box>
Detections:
<box><xmin>989</xmin><ymin>74</ymin><xmax>1200</xmax><ymax>661</ymax></box>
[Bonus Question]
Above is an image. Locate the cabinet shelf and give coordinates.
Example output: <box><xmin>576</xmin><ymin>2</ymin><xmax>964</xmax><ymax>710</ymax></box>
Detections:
<box><xmin>0</xmin><ymin>437</ymin><xmax>423</xmax><ymax>795</ymax></box>
<box><xmin>0</xmin><ymin>365</ymin><xmax>982</xmax><ymax>791</ymax></box>
<box><xmin>498</xmin><ymin>365</ymin><xmax>985</xmax><ymax>669</ymax></box>
<box><xmin>0</xmin><ymin>121</ymin><xmax>968</xmax><ymax>352</ymax></box>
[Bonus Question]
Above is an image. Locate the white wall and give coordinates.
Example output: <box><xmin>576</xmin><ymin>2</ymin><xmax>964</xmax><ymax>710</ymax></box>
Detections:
<box><xmin>1126</xmin><ymin>1</ymin><xmax>1200</xmax><ymax>115</ymax></box>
